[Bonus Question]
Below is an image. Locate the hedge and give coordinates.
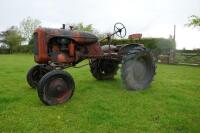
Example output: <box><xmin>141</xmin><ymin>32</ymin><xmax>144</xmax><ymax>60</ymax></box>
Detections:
<box><xmin>102</xmin><ymin>38</ymin><xmax>175</xmax><ymax>52</ymax></box>
<box><xmin>0</xmin><ymin>48</ymin><xmax>10</xmax><ymax>54</ymax></box>
<box><xmin>102</xmin><ymin>38</ymin><xmax>176</xmax><ymax>59</ymax></box>
<box><xmin>0</xmin><ymin>45</ymin><xmax>33</xmax><ymax>54</ymax></box>
<box><xmin>13</xmin><ymin>45</ymin><xmax>33</xmax><ymax>53</ymax></box>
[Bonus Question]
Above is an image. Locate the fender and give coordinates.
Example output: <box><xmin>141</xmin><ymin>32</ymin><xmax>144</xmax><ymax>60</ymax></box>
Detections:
<box><xmin>119</xmin><ymin>43</ymin><xmax>144</xmax><ymax>54</ymax></box>
<box><xmin>101</xmin><ymin>45</ymin><xmax>117</xmax><ymax>52</ymax></box>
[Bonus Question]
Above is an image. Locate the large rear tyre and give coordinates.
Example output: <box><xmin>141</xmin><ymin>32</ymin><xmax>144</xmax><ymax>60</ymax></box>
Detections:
<box><xmin>121</xmin><ymin>46</ymin><xmax>156</xmax><ymax>90</ymax></box>
<box><xmin>37</xmin><ymin>70</ymin><xmax>75</xmax><ymax>105</ymax></box>
<box><xmin>89</xmin><ymin>59</ymin><xmax>119</xmax><ymax>80</ymax></box>
<box><xmin>26</xmin><ymin>65</ymin><xmax>52</xmax><ymax>89</ymax></box>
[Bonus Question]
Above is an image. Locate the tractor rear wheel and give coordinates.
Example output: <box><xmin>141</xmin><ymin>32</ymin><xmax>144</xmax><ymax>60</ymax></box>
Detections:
<box><xmin>27</xmin><ymin>65</ymin><xmax>52</xmax><ymax>89</ymax></box>
<box><xmin>89</xmin><ymin>59</ymin><xmax>119</xmax><ymax>80</ymax></box>
<box><xmin>37</xmin><ymin>70</ymin><xmax>75</xmax><ymax>105</ymax></box>
<box><xmin>121</xmin><ymin>46</ymin><xmax>156</xmax><ymax>90</ymax></box>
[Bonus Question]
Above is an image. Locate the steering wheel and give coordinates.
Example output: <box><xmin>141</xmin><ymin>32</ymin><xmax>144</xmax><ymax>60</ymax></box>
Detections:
<box><xmin>114</xmin><ymin>22</ymin><xmax>126</xmax><ymax>38</ymax></box>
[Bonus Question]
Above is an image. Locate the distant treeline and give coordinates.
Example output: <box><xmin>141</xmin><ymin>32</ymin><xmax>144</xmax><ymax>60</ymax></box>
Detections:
<box><xmin>0</xmin><ymin>45</ymin><xmax>33</xmax><ymax>54</ymax></box>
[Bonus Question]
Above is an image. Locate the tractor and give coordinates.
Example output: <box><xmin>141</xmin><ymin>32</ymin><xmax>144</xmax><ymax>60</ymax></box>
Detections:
<box><xmin>27</xmin><ymin>22</ymin><xmax>156</xmax><ymax>105</ymax></box>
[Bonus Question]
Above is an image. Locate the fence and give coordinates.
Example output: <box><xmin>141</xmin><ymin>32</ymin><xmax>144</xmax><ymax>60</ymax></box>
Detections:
<box><xmin>175</xmin><ymin>50</ymin><xmax>200</xmax><ymax>65</ymax></box>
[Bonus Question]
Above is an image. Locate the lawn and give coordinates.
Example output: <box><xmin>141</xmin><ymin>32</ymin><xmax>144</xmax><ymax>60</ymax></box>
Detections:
<box><xmin>0</xmin><ymin>54</ymin><xmax>199</xmax><ymax>133</ymax></box>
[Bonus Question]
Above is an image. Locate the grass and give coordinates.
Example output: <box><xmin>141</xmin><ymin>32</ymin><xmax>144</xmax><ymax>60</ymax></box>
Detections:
<box><xmin>0</xmin><ymin>54</ymin><xmax>199</xmax><ymax>133</ymax></box>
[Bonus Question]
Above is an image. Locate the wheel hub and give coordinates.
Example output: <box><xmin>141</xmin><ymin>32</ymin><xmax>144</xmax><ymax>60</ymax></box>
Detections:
<box><xmin>47</xmin><ymin>78</ymin><xmax>68</xmax><ymax>99</ymax></box>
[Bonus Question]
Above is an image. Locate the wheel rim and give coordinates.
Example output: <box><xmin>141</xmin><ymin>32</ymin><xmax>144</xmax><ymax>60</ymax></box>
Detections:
<box><xmin>32</xmin><ymin>67</ymin><xmax>49</xmax><ymax>85</ymax></box>
<box><xmin>44</xmin><ymin>77</ymin><xmax>73</xmax><ymax>104</ymax></box>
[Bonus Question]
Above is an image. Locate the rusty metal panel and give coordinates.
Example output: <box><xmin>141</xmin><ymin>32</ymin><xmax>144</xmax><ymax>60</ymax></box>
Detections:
<box><xmin>44</xmin><ymin>28</ymin><xmax>98</xmax><ymax>45</ymax></box>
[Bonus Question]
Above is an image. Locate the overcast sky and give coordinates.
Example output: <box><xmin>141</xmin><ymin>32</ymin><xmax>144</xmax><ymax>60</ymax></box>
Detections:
<box><xmin>0</xmin><ymin>0</ymin><xmax>200</xmax><ymax>49</ymax></box>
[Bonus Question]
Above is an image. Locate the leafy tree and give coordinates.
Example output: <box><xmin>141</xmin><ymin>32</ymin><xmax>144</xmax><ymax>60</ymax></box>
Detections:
<box><xmin>28</xmin><ymin>35</ymin><xmax>34</xmax><ymax>45</ymax></box>
<box><xmin>66</xmin><ymin>22</ymin><xmax>107</xmax><ymax>39</ymax></box>
<box><xmin>0</xmin><ymin>26</ymin><xmax>24</xmax><ymax>53</ymax></box>
<box><xmin>20</xmin><ymin>17</ymin><xmax>41</xmax><ymax>44</ymax></box>
<box><xmin>186</xmin><ymin>15</ymin><xmax>200</xmax><ymax>28</ymax></box>
<box><xmin>67</xmin><ymin>22</ymin><xmax>94</xmax><ymax>32</ymax></box>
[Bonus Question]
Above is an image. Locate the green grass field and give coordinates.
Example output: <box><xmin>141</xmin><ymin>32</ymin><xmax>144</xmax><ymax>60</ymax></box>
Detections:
<box><xmin>0</xmin><ymin>54</ymin><xmax>199</xmax><ymax>133</ymax></box>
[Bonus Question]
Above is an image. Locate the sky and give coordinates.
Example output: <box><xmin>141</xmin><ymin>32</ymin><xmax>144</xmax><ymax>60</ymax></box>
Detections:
<box><xmin>0</xmin><ymin>0</ymin><xmax>199</xmax><ymax>49</ymax></box>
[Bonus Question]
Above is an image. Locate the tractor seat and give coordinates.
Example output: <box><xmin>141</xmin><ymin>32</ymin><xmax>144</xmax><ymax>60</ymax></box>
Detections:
<box><xmin>45</xmin><ymin>28</ymin><xmax>98</xmax><ymax>45</ymax></box>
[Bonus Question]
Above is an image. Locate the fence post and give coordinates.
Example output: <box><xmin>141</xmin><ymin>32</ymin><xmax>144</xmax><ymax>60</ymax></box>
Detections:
<box><xmin>169</xmin><ymin>48</ymin><xmax>175</xmax><ymax>64</ymax></box>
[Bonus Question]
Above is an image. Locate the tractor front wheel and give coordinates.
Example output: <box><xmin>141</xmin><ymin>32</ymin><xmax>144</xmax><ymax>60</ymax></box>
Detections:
<box><xmin>37</xmin><ymin>70</ymin><xmax>75</xmax><ymax>105</ymax></box>
<box><xmin>121</xmin><ymin>46</ymin><xmax>156</xmax><ymax>90</ymax></box>
<box><xmin>27</xmin><ymin>64</ymin><xmax>52</xmax><ymax>89</ymax></box>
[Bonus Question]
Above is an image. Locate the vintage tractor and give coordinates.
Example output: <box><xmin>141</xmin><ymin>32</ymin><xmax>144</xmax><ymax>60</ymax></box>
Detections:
<box><xmin>27</xmin><ymin>22</ymin><xmax>156</xmax><ymax>105</ymax></box>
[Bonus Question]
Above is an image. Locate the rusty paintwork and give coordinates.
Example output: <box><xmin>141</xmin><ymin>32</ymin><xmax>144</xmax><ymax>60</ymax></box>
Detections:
<box><xmin>45</xmin><ymin>28</ymin><xmax>98</xmax><ymax>45</ymax></box>
<box><xmin>34</xmin><ymin>27</ymin><xmax>143</xmax><ymax>65</ymax></box>
<box><xmin>34</xmin><ymin>28</ymin><xmax>102</xmax><ymax>64</ymax></box>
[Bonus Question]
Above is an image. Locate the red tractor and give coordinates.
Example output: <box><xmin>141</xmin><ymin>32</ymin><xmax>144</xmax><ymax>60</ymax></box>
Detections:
<box><xmin>27</xmin><ymin>23</ymin><xmax>156</xmax><ymax>105</ymax></box>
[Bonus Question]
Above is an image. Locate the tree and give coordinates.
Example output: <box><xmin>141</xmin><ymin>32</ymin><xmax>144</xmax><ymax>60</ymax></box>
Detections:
<box><xmin>0</xmin><ymin>26</ymin><xmax>24</xmax><ymax>53</ymax></box>
<box><xmin>186</xmin><ymin>15</ymin><xmax>200</xmax><ymax>28</ymax></box>
<box><xmin>20</xmin><ymin>17</ymin><xmax>41</xmax><ymax>44</ymax></box>
<box><xmin>66</xmin><ymin>22</ymin><xmax>107</xmax><ymax>39</ymax></box>
<box><xmin>67</xmin><ymin>22</ymin><xmax>94</xmax><ymax>32</ymax></box>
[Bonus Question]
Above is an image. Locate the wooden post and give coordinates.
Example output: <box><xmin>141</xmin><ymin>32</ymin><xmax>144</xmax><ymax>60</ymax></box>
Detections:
<box><xmin>169</xmin><ymin>25</ymin><xmax>176</xmax><ymax>64</ymax></box>
<box><xmin>173</xmin><ymin>25</ymin><xmax>176</xmax><ymax>41</ymax></box>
